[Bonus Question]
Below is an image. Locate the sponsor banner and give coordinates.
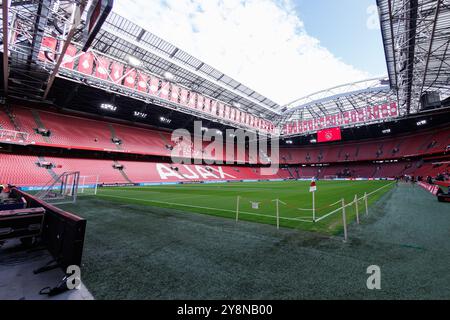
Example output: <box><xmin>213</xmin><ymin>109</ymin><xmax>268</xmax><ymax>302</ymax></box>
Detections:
<box><xmin>179</xmin><ymin>180</ymin><xmax>204</xmax><ymax>184</ymax></box>
<box><xmin>38</xmin><ymin>37</ymin><xmax>58</xmax><ymax>61</ymax></box>
<box><xmin>18</xmin><ymin>179</ymin><xmax>291</xmax><ymax>191</ymax></box>
<box><xmin>110</xmin><ymin>62</ymin><xmax>124</xmax><ymax>83</ymax></box>
<box><xmin>77</xmin><ymin>52</ymin><xmax>94</xmax><ymax>75</ymax></box>
<box><xmin>418</xmin><ymin>182</ymin><xmax>440</xmax><ymax>195</ymax></box>
<box><xmin>169</xmin><ymin>84</ymin><xmax>179</xmax><ymax>102</ymax></box>
<box><xmin>179</xmin><ymin>88</ymin><xmax>189</xmax><ymax>106</ymax></box>
<box><xmin>123</xmin><ymin>68</ymin><xmax>137</xmax><ymax>89</ymax></box>
<box><xmin>19</xmin><ymin>186</ymin><xmax>46</xmax><ymax>191</ymax></box>
<box><xmin>159</xmin><ymin>81</ymin><xmax>170</xmax><ymax>100</ymax></box>
<box><xmin>137</xmin><ymin>72</ymin><xmax>149</xmax><ymax>93</ymax></box>
<box><xmin>202</xmin><ymin>180</ymin><xmax>228</xmax><ymax>184</ymax></box>
<box><xmin>95</xmin><ymin>57</ymin><xmax>110</xmax><ymax>80</ymax></box>
<box><xmin>140</xmin><ymin>182</ymin><xmax>178</xmax><ymax>186</ymax></box>
<box><xmin>149</xmin><ymin>77</ymin><xmax>160</xmax><ymax>95</ymax></box>
<box><xmin>283</xmin><ymin>102</ymin><xmax>399</xmax><ymax>135</ymax></box>
<box><xmin>62</xmin><ymin>44</ymin><xmax>77</xmax><ymax>69</ymax></box>
<box><xmin>99</xmin><ymin>183</ymin><xmax>139</xmax><ymax>187</ymax></box>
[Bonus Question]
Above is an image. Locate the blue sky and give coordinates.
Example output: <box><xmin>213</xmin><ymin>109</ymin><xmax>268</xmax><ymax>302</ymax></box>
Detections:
<box><xmin>113</xmin><ymin>0</ymin><xmax>387</xmax><ymax>105</ymax></box>
<box><xmin>293</xmin><ymin>0</ymin><xmax>386</xmax><ymax>76</ymax></box>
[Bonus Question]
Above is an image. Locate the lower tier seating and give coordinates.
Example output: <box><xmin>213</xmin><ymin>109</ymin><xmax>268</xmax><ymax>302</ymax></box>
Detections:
<box><xmin>1</xmin><ymin>154</ymin><xmax>447</xmax><ymax>187</ymax></box>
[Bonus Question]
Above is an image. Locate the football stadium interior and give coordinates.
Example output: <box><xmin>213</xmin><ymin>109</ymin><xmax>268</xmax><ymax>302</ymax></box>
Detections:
<box><xmin>0</xmin><ymin>0</ymin><xmax>449</xmax><ymax>300</ymax></box>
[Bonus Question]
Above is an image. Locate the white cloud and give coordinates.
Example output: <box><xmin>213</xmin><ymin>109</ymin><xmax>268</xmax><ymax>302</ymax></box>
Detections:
<box><xmin>113</xmin><ymin>0</ymin><xmax>370</xmax><ymax>105</ymax></box>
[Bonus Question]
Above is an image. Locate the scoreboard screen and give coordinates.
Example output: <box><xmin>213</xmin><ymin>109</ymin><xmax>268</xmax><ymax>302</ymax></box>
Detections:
<box><xmin>317</xmin><ymin>127</ymin><xmax>342</xmax><ymax>143</ymax></box>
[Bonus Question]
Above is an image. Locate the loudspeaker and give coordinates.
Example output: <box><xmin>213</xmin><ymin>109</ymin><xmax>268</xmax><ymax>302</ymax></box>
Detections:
<box><xmin>420</xmin><ymin>91</ymin><xmax>441</xmax><ymax>110</ymax></box>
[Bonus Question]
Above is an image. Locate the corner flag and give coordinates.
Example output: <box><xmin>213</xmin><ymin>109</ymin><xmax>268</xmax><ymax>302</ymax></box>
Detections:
<box><xmin>309</xmin><ymin>179</ymin><xmax>317</xmax><ymax>192</ymax></box>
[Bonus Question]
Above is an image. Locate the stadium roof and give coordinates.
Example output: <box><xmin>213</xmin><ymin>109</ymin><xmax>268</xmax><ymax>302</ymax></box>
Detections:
<box><xmin>274</xmin><ymin>77</ymin><xmax>396</xmax><ymax>126</ymax></box>
<box><xmin>1</xmin><ymin>0</ymin><xmax>450</xmax><ymax>136</ymax></box>
<box><xmin>92</xmin><ymin>12</ymin><xmax>282</xmax><ymax>119</ymax></box>
<box><xmin>277</xmin><ymin>0</ymin><xmax>450</xmax><ymax>132</ymax></box>
<box><xmin>377</xmin><ymin>0</ymin><xmax>450</xmax><ymax>114</ymax></box>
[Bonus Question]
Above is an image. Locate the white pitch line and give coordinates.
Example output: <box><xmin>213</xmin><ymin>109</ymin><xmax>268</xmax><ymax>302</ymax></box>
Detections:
<box><xmin>97</xmin><ymin>193</ymin><xmax>314</xmax><ymax>223</ymax></box>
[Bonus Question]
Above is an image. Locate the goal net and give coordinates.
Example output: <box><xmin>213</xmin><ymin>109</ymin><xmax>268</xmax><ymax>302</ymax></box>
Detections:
<box><xmin>36</xmin><ymin>171</ymin><xmax>80</xmax><ymax>204</ymax></box>
<box><xmin>79</xmin><ymin>175</ymin><xmax>100</xmax><ymax>196</ymax></box>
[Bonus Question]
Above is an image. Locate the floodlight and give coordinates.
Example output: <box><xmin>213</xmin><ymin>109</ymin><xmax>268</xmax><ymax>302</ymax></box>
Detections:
<box><xmin>163</xmin><ymin>71</ymin><xmax>175</xmax><ymax>81</ymax></box>
<box><xmin>416</xmin><ymin>120</ymin><xmax>427</xmax><ymax>126</ymax></box>
<box><xmin>100</xmin><ymin>103</ymin><xmax>116</xmax><ymax>111</ymax></box>
<box><xmin>134</xmin><ymin>111</ymin><xmax>147</xmax><ymax>118</ymax></box>
<box><xmin>127</xmin><ymin>56</ymin><xmax>141</xmax><ymax>67</ymax></box>
<box><xmin>159</xmin><ymin>116</ymin><xmax>172</xmax><ymax>124</ymax></box>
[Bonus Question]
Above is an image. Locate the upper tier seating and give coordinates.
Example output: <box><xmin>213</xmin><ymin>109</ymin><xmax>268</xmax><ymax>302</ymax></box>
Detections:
<box><xmin>280</xmin><ymin>128</ymin><xmax>450</xmax><ymax>164</ymax></box>
<box><xmin>3</xmin><ymin>106</ymin><xmax>449</xmax><ymax>164</ymax></box>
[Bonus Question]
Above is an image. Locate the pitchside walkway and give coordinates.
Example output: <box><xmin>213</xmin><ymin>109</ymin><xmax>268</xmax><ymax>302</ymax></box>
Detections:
<box><xmin>56</xmin><ymin>182</ymin><xmax>449</xmax><ymax>299</ymax></box>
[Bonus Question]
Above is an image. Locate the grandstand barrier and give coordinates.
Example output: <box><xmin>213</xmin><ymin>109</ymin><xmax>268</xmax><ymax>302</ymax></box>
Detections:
<box><xmin>0</xmin><ymin>128</ymin><xmax>29</xmax><ymax>142</ymax></box>
<box><xmin>232</xmin><ymin>181</ymin><xmax>395</xmax><ymax>238</ymax></box>
<box><xmin>314</xmin><ymin>182</ymin><xmax>395</xmax><ymax>224</ymax></box>
<box><xmin>417</xmin><ymin>181</ymin><xmax>440</xmax><ymax>196</ymax></box>
<box><xmin>12</xmin><ymin>188</ymin><xmax>86</xmax><ymax>273</ymax></box>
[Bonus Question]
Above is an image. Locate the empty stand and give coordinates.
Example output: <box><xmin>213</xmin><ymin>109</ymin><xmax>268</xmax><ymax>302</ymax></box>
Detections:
<box><xmin>4</xmin><ymin>106</ymin><xmax>448</xmax><ymax>165</ymax></box>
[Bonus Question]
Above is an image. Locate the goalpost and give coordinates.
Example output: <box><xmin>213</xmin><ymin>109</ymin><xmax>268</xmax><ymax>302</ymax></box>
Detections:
<box><xmin>79</xmin><ymin>175</ymin><xmax>100</xmax><ymax>196</ymax></box>
<box><xmin>36</xmin><ymin>171</ymin><xmax>80</xmax><ymax>204</ymax></box>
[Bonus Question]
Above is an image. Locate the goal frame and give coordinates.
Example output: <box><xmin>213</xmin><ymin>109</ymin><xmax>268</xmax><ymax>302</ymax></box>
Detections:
<box><xmin>79</xmin><ymin>175</ymin><xmax>100</xmax><ymax>195</ymax></box>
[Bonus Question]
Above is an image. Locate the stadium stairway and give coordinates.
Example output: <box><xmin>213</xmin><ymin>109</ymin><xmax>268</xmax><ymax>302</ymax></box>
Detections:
<box><xmin>108</xmin><ymin>124</ymin><xmax>123</xmax><ymax>151</ymax></box>
<box><xmin>37</xmin><ymin>155</ymin><xmax>59</xmax><ymax>182</ymax></box>
<box><xmin>113</xmin><ymin>160</ymin><xmax>134</xmax><ymax>183</ymax></box>
<box><xmin>286</xmin><ymin>167</ymin><xmax>296</xmax><ymax>179</ymax></box>
<box><xmin>31</xmin><ymin>109</ymin><xmax>51</xmax><ymax>143</ymax></box>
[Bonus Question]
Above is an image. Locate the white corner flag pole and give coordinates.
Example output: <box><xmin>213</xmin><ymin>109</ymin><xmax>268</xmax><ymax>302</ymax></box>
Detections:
<box><xmin>310</xmin><ymin>179</ymin><xmax>317</xmax><ymax>222</ymax></box>
<box><xmin>236</xmin><ymin>196</ymin><xmax>240</xmax><ymax>222</ymax></box>
<box><xmin>94</xmin><ymin>175</ymin><xmax>99</xmax><ymax>195</ymax></box>
<box><xmin>342</xmin><ymin>198</ymin><xmax>348</xmax><ymax>242</ymax></box>
<box><xmin>276</xmin><ymin>199</ymin><xmax>280</xmax><ymax>230</ymax></box>
<box><xmin>312</xmin><ymin>191</ymin><xmax>316</xmax><ymax>222</ymax></box>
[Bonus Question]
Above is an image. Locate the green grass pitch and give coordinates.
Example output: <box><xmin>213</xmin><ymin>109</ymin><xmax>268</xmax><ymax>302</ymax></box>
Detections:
<box><xmin>94</xmin><ymin>180</ymin><xmax>395</xmax><ymax>234</ymax></box>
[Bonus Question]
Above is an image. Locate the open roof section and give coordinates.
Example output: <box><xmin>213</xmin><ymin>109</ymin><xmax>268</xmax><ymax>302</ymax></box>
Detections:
<box><xmin>377</xmin><ymin>0</ymin><xmax>450</xmax><ymax>115</ymax></box>
<box><xmin>277</xmin><ymin>0</ymin><xmax>450</xmax><ymax>132</ymax></box>
<box><xmin>275</xmin><ymin>77</ymin><xmax>396</xmax><ymax>125</ymax></box>
<box><xmin>91</xmin><ymin>11</ymin><xmax>282</xmax><ymax>119</ymax></box>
